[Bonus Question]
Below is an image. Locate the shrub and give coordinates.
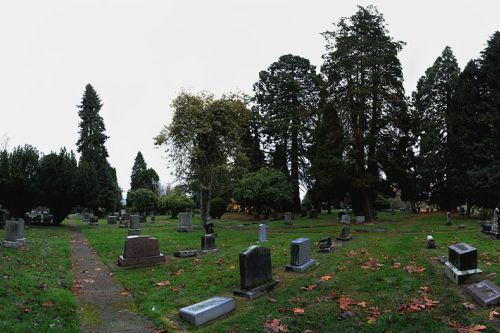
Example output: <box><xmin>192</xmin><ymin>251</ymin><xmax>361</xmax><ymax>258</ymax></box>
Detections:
<box><xmin>127</xmin><ymin>188</ymin><xmax>158</xmax><ymax>214</ymax></box>
<box><xmin>209</xmin><ymin>197</ymin><xmax>227</xmax><ymax>219</ymax></box>
<box><xmin>158</xmin><ymin>193</ymin><xmax>195</xmax><ymax>218</ymax></box>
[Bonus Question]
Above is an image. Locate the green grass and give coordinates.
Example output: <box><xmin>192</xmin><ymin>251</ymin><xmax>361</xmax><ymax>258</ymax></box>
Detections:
<box><xmin>0</xmin><ymin>222</ymin><xmax>79</xmax><ymax>333</ymax></box>
<box><xmin>78</xmin><ymin>212</ymin><xmax>500</xmax><ymax>332</ymax></box>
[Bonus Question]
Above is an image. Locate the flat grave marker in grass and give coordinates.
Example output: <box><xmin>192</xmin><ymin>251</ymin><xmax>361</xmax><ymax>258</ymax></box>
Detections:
<box><xmin>179</xmin><ymin>296</ymin><xmax>235</xmax><ymax>326</ymax></box>
<box><xmin>467</xmin><ymin>280</ymin><xmax>500</xmax><ymax>307</ymax></box>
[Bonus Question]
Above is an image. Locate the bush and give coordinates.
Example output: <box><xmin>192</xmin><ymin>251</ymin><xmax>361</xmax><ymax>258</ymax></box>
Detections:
<box><xmin>158</xmin><ymin>193</ymin><xmax>195</xmax><ymax>218</ymax></box>
<box><xmin>375</xmin><ymin>195</ymin><xmax>390</xmax><ymax>210</ymax></box>
<box><xmin>210</xmin><ymin>197</ymin><xmax>227</xmax><ymax>219</ymax></box>
<box><xmin>127</xmin><ymin>188</ymin><xmax>158</xmax><ymax>214</ymax></box>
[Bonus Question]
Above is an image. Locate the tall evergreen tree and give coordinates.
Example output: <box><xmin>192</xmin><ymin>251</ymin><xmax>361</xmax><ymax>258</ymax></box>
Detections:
<box><xmin>254</xmin><ymin>54</ymin><xmax>322</xmax><ymax>211</ymax></box>
<box><xmin>413</xmin><ymin>47</ymin><xmax>460</xmax><ymax>209</ymax></box>
<box><xmin>76</xmin><ymin>84</ymin><xmax>120</xmax><ymax>213</ymax></box>
<box><xmin>321</xmin><ymin>6</ymin><xmax>407</xmax><ymax>219</ymax></box>
<box><xmin>130</xmin><ymin>151</ymin><xmax>159</xmax><ymax>192</ymax></box>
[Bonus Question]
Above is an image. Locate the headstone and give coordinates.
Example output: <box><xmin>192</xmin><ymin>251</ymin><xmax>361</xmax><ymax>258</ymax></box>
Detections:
<box><xmin>128</xmin><ymin>215</ymin><xmax>141</xmax><ymax>236</ymax></box>
<box><xmin>284</xmin><ymin>212</ymin><xmax>293</xmax><ymax>226</ymax></box>
<box><xmin>490</xmin><ymin>208</ymin><xmax>500</xmax><ymax>239</ymax></box>
<box><xmin>481</xmin><ymin>221</ymin><xmax>492</xmax><ymax>234</ymax></box>
<box><xmin>318</xmin><ymin>237</ymin><xmax>335</xmax><ymax>253</ymax></box>
<box><xmin>341</xmin><ymin>214</ymin><xmax>350</xmax><ymax>224</ymax></box>
<box><xmin>179</xmin><ymin>297</ymin><xmax>235</xmax><ymax>326</ymax></box>
<box><xmin>285</xmin><ymin>238</ymin><xmax>318</xmax><ymax>272</ymax></box>
<box><xmin>201</xmin><ymin>234</ymin><xmax>217</xmax><ymax>253</ymax></box>
<box><xmin>258</xmin><ymin>224</ymin><xmax>266</xmax><ymax>242</ymax></box>
<box><xmin>426</xmin><ymin>235</ymin><xmax>436</xmax><ymax>249</ymax></box>
<box><xmin>233</xmin><ymin>245</ymin><xmax>279</xmax><ymax>299</ymax></box>
<box><xmin>337</xmin><ymin>211</ymin><xmax>346</xmax><ymax>220</ymax></box>
<box><xmin>89</xmin><ymin>215</ymin><xmax>99</xmax><ymax>226</ymax></box>
<box><xmin>444</xmin><ymin>243</ymin><xmax>483</xmax><ymax>284</ymax></box>
<box><xmin>356</xmin><ymin>216</ymin><xmax>365</xmax><ymax>223</ymax></box>
<box><xmin>446</xmin><ymin>212</ymin><xmax>452</xmax><ymax>226</ymax></box>
<box><xmin>336</xmin><ymin>226</ymin><xmax>352</xmax><ymax>241</ymax></box>
<box><xmin>117</xmin><ymin>235</ymin><xmax>166</xmax><ymax>267</ymax></box>
<box><xmin>466</xmin><ymin>280</ymin><xmax>500</xmax><ymax>307</ymax></box>
<box><xmin>204</xmin><ymin>223</ymin><xmax>215</xmax><ymax>235</ymax></box>
<box><xmin>178</xmin><ymin>212</ymin><xmax>193</xmax><ymax>232</ymax></box>
<box><xmin>2</xmin><ymin>219</ymin><xmax>25</xmax><ymax>248</ymax></box>
<box><xmin>107</xmin><ymin>215</ymin><xmax>117</xmax><ymax>225</ymax></box>
<box><xmin>174</xmin><ymin>250</ymin><xmax>197</xmax><ymax>258</ymax></box>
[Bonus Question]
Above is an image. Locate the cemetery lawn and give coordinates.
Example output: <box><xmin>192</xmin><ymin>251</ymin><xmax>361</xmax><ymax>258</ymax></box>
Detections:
<box><xmin>83</xmin><ymin>213</ymin><xmax>499</xmax><ymax>332</ymax></box>
<box><xmin>0</xmin><ymin>222</ymin><xmax>79</xmax><ymax>333</ymax></box>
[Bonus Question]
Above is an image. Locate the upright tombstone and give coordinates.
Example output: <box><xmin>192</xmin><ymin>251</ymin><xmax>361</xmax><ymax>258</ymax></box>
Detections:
<box><xmin>128</xmin><ymin>215</ymin><xmax>141</xmax><ymax>236</ymax></box>
<box><xmin>426</xmin><ymin>235</ymin><xmax>437</xmax><ymax>249</ymax></box>
<box><xmin>179</xmin><ymin>297</ymin><xmax>235</xmax><ymax>326</ymax></box>
<box><xmin>233</xmin><ymin>245</ymin><xmax>279</xmax><ymax>299</ymax></box>
<box><xmin>341</xmin><ymin>214</ymin><xmax>351</xmax><ymax>224</ymax></box>
<box><xmin>178</xmin><ymin>212</ymin><xmax>193</xmax><ymax>232</ymax></box>
<box><xmin>444</xmin><ymin>243</ymin><xmax>483</xmax><ymax>285</ymax></box>
<box><xmin>89</xmin><ymin>215</ymin><xmax>99</xmax><ymax>226</ymax></box>
<box><xmin>118</xmin><ymin>235</ymin><xmax>166</xmax><ymax>267</ymax></box>
<box><xmin>318</xmin><ymin>236</ymin><xmax>335</xmax><ymax>253</ymax></box>
<box><xmin>258</xmin><ymin>224</ymin><xmax>266</xmax><ymax>242</ymax></box>
<box><xmin>336</xmin><ymin>226</ymin><xmax>352</xmax><ymax>241</ymax></box>
<box><xmin>356</xmin><ymin>216</ymin><xmax>365</xmax><ymax>223</ymax></box>
<box><xmin>284</xmin><ymin>212</ymin><xmax>293</xmax><ymax>226</ymax></box>
<box><xmin>201</xmin><ymin>234</ymin><xmax>217</xmax><ymax>253</ymax></box>
<box><xmin>204</xmin><ymin>222</ymin><xmax>216</xmax><ymax>236</ymax></box>
<box><xmin>2</xmin><ymin>219</ymin><xmax>25</xmax><ymax>248</ymax></box>
<box><xmin>285</xmin><ymin>238</ymin><xmax>318</xmax><ymax>272</ymax></box>
<box><xmin>119</xmin><ymin>213</ymin><xmax>130</xmax><ymax>228</ymax></box>
<box><xmin>107</xmin><ymin>215</ymin><xmax>117</xmax><ymax>225</ymax></box>
<box><xmin>446</xmin><ymin>212</ymin><xmax>452</xmax><ymax>226</ymax></box>
<box><xmin>490</xmin><ymin>208</ymin><xmax>500</xmax><ymax>239</ymax></box>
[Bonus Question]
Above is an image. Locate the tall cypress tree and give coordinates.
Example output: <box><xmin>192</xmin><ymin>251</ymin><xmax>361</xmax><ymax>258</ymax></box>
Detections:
<box><xmin>130</xmin><ymin>151</ymin><xmax>147</xmax><ymax>190</ymax></box>
<box><xmin>76</xmin><ymin>84</ymin><xmax>120</xmax><ymax>212</ymax></box>
<box><xmin>413</xmin><ymin>47</ymin><xmax>460</xmax><ymax>209</ymax></box>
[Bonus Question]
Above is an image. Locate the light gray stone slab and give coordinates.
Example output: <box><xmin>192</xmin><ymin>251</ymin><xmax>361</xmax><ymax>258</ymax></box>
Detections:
<box><xmin>258</xmin><ymin>224</ymin><xmax>266</xmax><ymax>242</ymax></box>
<box><xmin>179</xmin><ymin>297</ymin><xmax>235</xmax><ymax>326</ymax></box>
<box><xmin>467</xmin><ymin>280</ymin><xmax>500</xmax><ymax>307</ymax></box>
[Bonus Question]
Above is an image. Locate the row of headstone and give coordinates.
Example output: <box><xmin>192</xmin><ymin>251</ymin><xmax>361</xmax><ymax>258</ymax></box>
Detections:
<box><xmin>2</xmin><ymin>219</ymin><xmax>25</xmax><ymax>249</ymax></box>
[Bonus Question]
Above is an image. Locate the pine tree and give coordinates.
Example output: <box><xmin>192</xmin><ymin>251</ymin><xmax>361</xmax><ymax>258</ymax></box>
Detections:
<box><xmin>130</xmin><ymin>152</ymin><xmax>147</xmax><ymax>190</ymax></box>
<box><xmin>413</xmin><ymin>47</ymin><xmax>460</xmax><ymax>209</ymax></box>
<box><xmin>321</xmin><ymin>6</ymin><xmax>407</xmax><ymax>219</ymax></box>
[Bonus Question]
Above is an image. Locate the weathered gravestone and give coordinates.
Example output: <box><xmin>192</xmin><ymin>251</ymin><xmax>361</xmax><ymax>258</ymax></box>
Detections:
<box><xmin>446</xmin><ymin>212</ymin><xmax>452</xmax><ymax>226</ymax></box>
<box><xmin>444</xmin><ymin>243</ymin><xmax>483</xmax><ymax>285</ymax></box>
<box><xmin>285</xmin><ymin>238</ymin><xmax>319</xmax><ymax>272</ymax></box>
<box><xmin>2</xmin><ymin>219</ymin><xmax>25</xmax><ymax>248</ymax></box>
<box><xmin>341</xmin><ymin>214</ymin><xmax>351</xmax><ymax>224</ymax></box>
<box><xmin>258</xmin><ymin>224</ymin><xmax>266</xmax><ymax>242</ymax></box>
<box><xmin>118</xmin><ymin>235</ymin><xmax>165</xmax><ymax>267</ymax></box>
<box><xmin>178</xmin><ymin>212</ymin><xmax>193</xmax><ymax>232</ymax></box>
<box><xmin>481</xmin><ymin>221</ymin><xmax>492</xmax><ymax>234</ymax></box>
<box><xmin>356</xmin><ymin>216</ymin><xmax>365</xmax><ymax>223</ymax></box>
<box><xmin>336</xmin><ymin>226</ymin><xmax>352</xmax><ymax>241</ymax></box>
<box><xmin>88</xmin><ymin>215</ymin><xmax>99</xmax><ymax>226</ymax></box>
<box><xmin>201</xmin><ymin>234</ymin><xmax>217</xmax><ymax>253</ymax></box>
<box><xmin>466</xmin><ymin>280</ymin><xmax>500</xmax><ymax>307</ymax></box>
<box><xmin>107</xmin><ymin>215</ymin><xmax>117</xmax><ymax>225</ymax></box>
<box><xmin>426</xmin><ymin>235</ymin><xmax>437</xmax><ymax>249</ymax></box>
<box><xmin>318</xmin><ymin>236</ymin><xmax>335</xmax><ymax>253</ymax></box>
<box><xmin>150</xmin><ymin>214</ymin><xmax>156</xmax><ymax>223</ymax></box>
<box><xmin>284</xmin><ymin>212</ymin><xmax>293</xmax><ymax>226</ymax></box>
<box><xmin>174</xmin><ymin>249</ymin><xmax>197</xmax><ymax>258</ymax></box>
<box><xmin>233</xmin><ymin>245</ymin><xmax>279</xmax><ymax>299</ymax></box>
<box><xmin>490</xmin><ymin>208</ymin><xmax>499</xmax><ymax>239</ymax></box>
<box><xmin>119</xmin><ymin>213</ymin><xmax>130</xmax><ymax>228</ymax></box>
<box><xmin>179</xmin><ymin>297</ymin><xmax>235</xmax><ymax>326</ymax></box>
<box><xmin>128</xmin><ymin>215</ymin><xmax>141</xmax><ymax>236</ymax></box>
<box><xmin>204</xmin><ymin>223</ymin><xmax>216</xmax><ymax>236</ymax></box>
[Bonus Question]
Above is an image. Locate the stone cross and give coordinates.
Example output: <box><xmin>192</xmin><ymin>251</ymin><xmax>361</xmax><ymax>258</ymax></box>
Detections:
<box><xmin>258</xmin><ymin>224</ymin><xmax>266</xmax><ymax>242</ymax></box>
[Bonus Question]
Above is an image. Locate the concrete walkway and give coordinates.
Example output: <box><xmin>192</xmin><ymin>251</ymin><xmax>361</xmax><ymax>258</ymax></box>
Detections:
<box><xmin>70</xmin><ymin>220</ymin><xmax>156</xmax><ymax>333</ymax></box>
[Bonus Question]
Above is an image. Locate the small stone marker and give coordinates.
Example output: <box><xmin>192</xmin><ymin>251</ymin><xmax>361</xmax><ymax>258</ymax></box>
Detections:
<box><xmin>118</xmin><ymin>235</ymin><xmax>166</xmax><ymax>267</ymax></box>
<box><xmin>233</xmin><ymin>245</ymin><xmax>279</xmax><ymax>299</ymax></box>
<box><xmin>258</xmin><ymin>224</ymin><xmax>266</xmax><ymax>242</ymax></box>
<box><xmin>284</xmin><ymin>212</ymin><xmax>293</xmax><ymax>226</ymax></box>
<box><xmin>490</xmin><ymin>208</ymin><xmax>500</xmax><ymax>239</ymax></box>
<box><xmin>466</xmin><ymin>280</ymin><xmax>500</xmax><ymax>307</ymax></box>
<box><xmin>336</xmin><ymin>226</ymin><xmax>352</xmax><ymax>241</ymax></box>
<box><xmin>356</xmin><ymin>216</ymin><xmax>365</xmax><ymax>223</ymax></box>
<box><xmin>318</xmin><ymin>237</ymin><xmax>335</xmax><ymax>253</ymax></box>
<box><xmin>128</xmin><ymin>215</ymin><xmax>141</xmax><ymax>236</ymax></box>
<box><xmin>107</xmin><ymin>215</ymin><xmax>117</xmax><ymax>225</ymax></box>
<box><xmin>426</xmin><ymin>235</ymin><xmax>436</xmax><ymax>249</ymax></box>
<box><xmin>444</xmin><ymin>243</ymin><xmax>483</xmax><ymax>285</ymax></box>
<box><xmin>178</xmin><ymin>212</ymin><xmax>193</xmax><ymax>232</ymax></box>
<box><xmin>89</xmin><ymin>215</ymin><xmax>99</xmax><ymax>226</ymax></box>
<box><xmin>481</xmin><ymin>221</ymin><xmax>492</xmax><ymax>234</ymax></box>
<box><xmin>341</xmin><ymin>214</ymin><xmax>350</xmax><ymax>224</ymax></box>
<box><xmin>285</xmin><ymin>238</ymin><xmax>318</xmax><ymax>272</ymax></box>
<box><xmin>2</xmin><ymin>219</ymin><xmax>25</xmax><ymax>248</ymax></box>
<box><xmin>201</xmin><ymin>234</ymin><xmax>217</xmax><ymax>253</ymax></box>
<box><xmin>446</xmin><ymin>212</ymin><xmax>452</xmax><ymax>226</ymax></box>
<box><xmin>179</xmin><ymin>297</ymin><xmax>235</xmax><ymax>326</ymax></box>
<box><xmin>174</xmin><ymin>249</ymin><xmax>197</xmax><ymax>258</ymax></box>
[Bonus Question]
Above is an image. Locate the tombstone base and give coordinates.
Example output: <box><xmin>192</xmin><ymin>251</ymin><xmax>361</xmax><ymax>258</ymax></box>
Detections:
<box><xmin>2</xmin><ymin>239</ymin><xmax>25</xmax><ymax>249</ymax></box>
<box><xmin>318</xmin><ymin>245</ymin><xmax>335</xmax><ymax>253</ymax></box>
<box><xmin>438</xmin><ymin>255</ymin><xmax>448</xmax><ymax>264</ymax></box>
<box><xmin>177</xmin><ymin>226</ymin><xmax>193</xmax><ymax>232</ymax></box>
<box><xmin>174</xmin><ymin>250</ymin><xmax>197</xmax><ymax>258</ymax></box>
<box><xmin>233</xmin><ymin>279</ymin><xmax>279</xmax><ymax>300</ymax></box>
<box><xmin>444</xmin><ymin>262</ymin><xmax>483</xmax><ymax>285</ymax></box>
<box><xmin>466</xmin><ymin>280</ymin><xmax>500</xmax><ymax>307</ymax></box>
<box><xmin>179</xmin><ymin>297</ymin><xmax>235</xmax><ymax>326</ymax></box>
<box><xmin>199</xmin><ymin>249</ymin><xmax>218</xmax><ymax>254</ymax></box>
<box><xmin>336</xmin><ymin>235</ymin><xmax>352</xmax><ymax>241</ymax></box>
<box><xmin>128</xmin><ymin>229</ymin><xmax>141</xmax><ymax>236</ymax></box>
<box><xmin>285</xmin><ymin>259</ymin><xmax>319</xmax><ymax>273</ymax></box>
<box><xmin>118</xmin><ymin>253</ymin><xmax>165</xmax><ymax>267</ymax></box>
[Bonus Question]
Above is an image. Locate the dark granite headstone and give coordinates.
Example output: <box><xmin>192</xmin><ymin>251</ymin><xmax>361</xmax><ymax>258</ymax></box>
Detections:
<box><xmin>201</xmin><ymin>234</ymin><xmax>217</xmax><ymax>252</ymax></box>
<box><xmin>284</xmin><ymin>212</ymin><xmax>293</xmax><ymax>226</ymax></box>
<box><xmin>481</xmin><ymin>222</ymin><xmax>492</xmax><ymax>234</ymax></box>
<box><xmin>336</xmin><ymin>226</ymin><xmax>352</xmax><ymax>241</ymax></box>
<box><xmin>233</xmin><ymin>245</ymin><xmax>279</xmax><ymax>299</ymax></box>
<box><xmin>466</xmin><ymin>280</ymin><xmax>500</xmax><ymax>307</ymax></box>
<box><xmin>318</xmin><ymin>237</ymin><xmax>334</xmax><ymax>253</ymax></box>
<box><xmin>107</xmin><ymin>215</ymin><xmax>117</xmax><ymax>225</ymax></box>
<box><xmin>449</xmin><ymin>243</ymin><xmax>477</xmax><ymax>271</ymax></box>
<box><xmin>118</xmin><ymin>236</ymin><xmax>165</xmax><ymax>267</ymax></box>
<box><xmin>426</xmin><ymin>235</ymin><xmax>436</xmax><ymax>249</ymax></box>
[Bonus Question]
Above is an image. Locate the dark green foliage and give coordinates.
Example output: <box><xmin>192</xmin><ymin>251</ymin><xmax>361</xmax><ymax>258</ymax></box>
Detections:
<box><xmin>254</xmin><ymin>54</ymin><xmax>322</xmax><ymax>211</ymax></box>
<box><xmin>76</xmin><ymin>84</ymin><xmax>121</xmax><ymax>213</ymax></box>
<box><xmin>209</xmin><ymin>197</ymin><xmax>227</xmax><ymax>219</ymax></box>
<box><xmin>127</xmin><ymin>188</ymin><xmax>158</xmax><ymax>214</ymax></box>
<box><xmin>321</xmin><ymin>6</ymin><xmax>407</xmax><ymax>219</ymax></box>
<box><xmin>234</xmin><ymin>168</ymin><xmax>292</xmax><ymax>216</ymax></box>
<box><xmin>158</xmin><ymin>192</ymin><xmax>195</xmax><ymax>218</ymax></box>
<box><xmin>130</xmin><ymin>151</ymin><xmax>159</xmax><ymax>192</ymax></box>
<box><xmin>38</xmin><ymin>149</ymin><xmax>79</xmax><ymax>224</ymax></box>
<box><xmin>413</xmin><ymin>47</ymin><xmax>460</xmax><ymax>209</ymax></box>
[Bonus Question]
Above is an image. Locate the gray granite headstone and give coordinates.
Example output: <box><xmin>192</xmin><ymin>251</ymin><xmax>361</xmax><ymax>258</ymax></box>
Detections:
<box><xmin>128</xmin><ymin>215</ymin><xmax>141</xmax><ymax>235</ymax></box>
<box><xmin>356</xmin><ymin>216</ymin><xmax>365</xmax><ymax>223</ymax></box>
<box><xmin>285</xmin><ymin>238</ymin><xmax>318</xmax><ymax>272</ymax></box>
<box><xmin>233</xmin><ymin>245</ymin><xmax>279</xmax><ymax>299</ymax></box>
<box><xmin>201</xmin><ymin>234</ymin><xmax>217</xmax><ymax>253</ymax></box>
<box><xmin>341</xmin><ymin>214</ymin><xmax>350</xmax><ymax>224</ymax></box>
<box><xmin>5</xmin><ymin>220</ymin><xmax>18</xmax><ymax>242</ymax></box>
<box><xmin>466</xmin><ymin>280</ymin><xmax>500</xmax><ymax>307</ymax></box>
<box><xmin>258</xmin><ymin>224</ymin><xmax>266</xmax><ymax>242</ymax></box>
<box><xmin>178</xmin><ymin>212</ymin><xmax>193</xmax><ymax>232</ymax></box>
<box><xmin>179</xmin><ymin>297</ymin><xmax>235</xmax><ymax>326</ymax></box>
<box><xmin>446</xmin><ymin>212</ymin><xmax>452</xmax><ymax>226</ymax></box>
<box><xmin>490</xmin><ymin>208</ymin><xmax>499</xmax><ymax>239</ymax></box>
<box><xmin>284</xmin><ymin>212</ymin><xmax>293</xmax><ymax>226</ymax></box>
<box><xmin>107</xmin><ymin>215</ymin><xmax>117</xmax><ymax>225</ymax></box>
<box><xmin>118</xmin><ymin>235</ymin><xmax>165</xmax><ymax>267</ymax></box>
<box><xmin>3</xmin><ymin>219</ymin><xmax>25</xmax><ymax>248</ymax></box>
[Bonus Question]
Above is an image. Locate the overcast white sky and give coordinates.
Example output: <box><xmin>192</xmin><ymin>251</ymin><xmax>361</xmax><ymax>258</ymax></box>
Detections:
<box><xmin>0</xmin><ymin>0</ymin><xmax>499</xmax><ymax>196</ymax></box>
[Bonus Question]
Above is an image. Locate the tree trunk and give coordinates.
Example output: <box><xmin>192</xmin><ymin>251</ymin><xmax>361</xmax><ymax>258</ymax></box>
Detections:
<box><xmin>200</xmin><ymin>186</ymin><xmax>211</xmax><ymax>227</ymax></box>
<box><xmin>290</xmin><ymin>118</ymin><xmax>301</xmax><ymax>212</ymax></box>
